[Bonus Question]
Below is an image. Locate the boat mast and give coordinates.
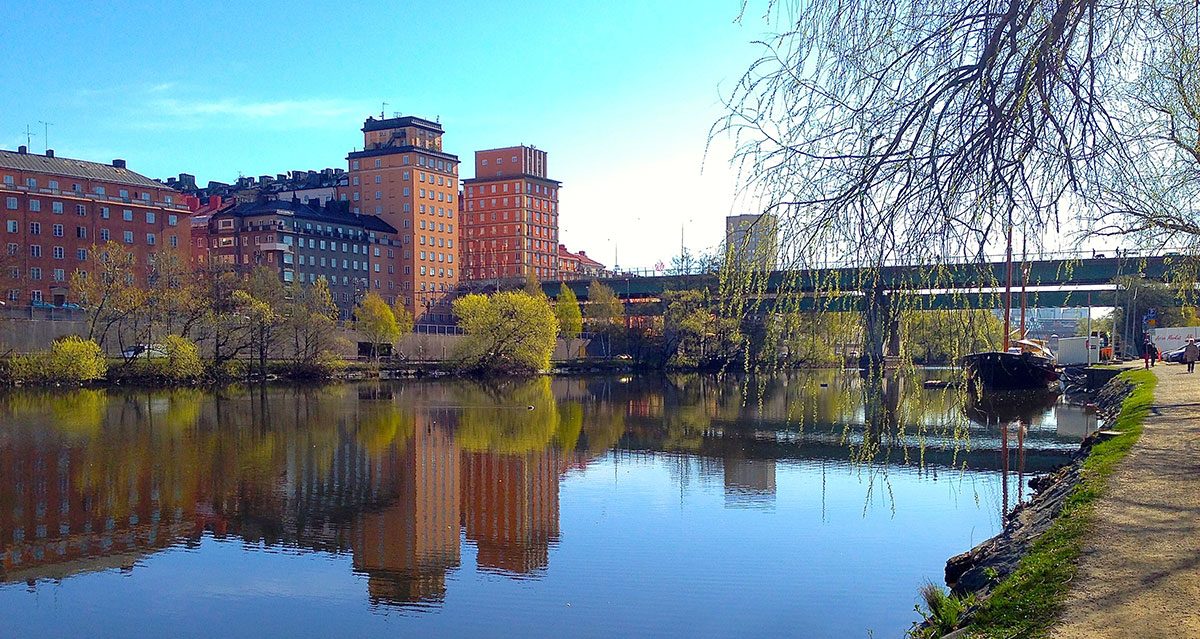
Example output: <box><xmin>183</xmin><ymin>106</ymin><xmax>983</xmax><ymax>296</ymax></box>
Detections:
<box><xmin>1003</xmin><ymin>215</ymin><xmax>1014</xmax><ymax>352</ymax></box>
<box><xmin>1019</xmin><ymin>231</ymin><xmax>1028</xmax><ymax>342</ymax></box>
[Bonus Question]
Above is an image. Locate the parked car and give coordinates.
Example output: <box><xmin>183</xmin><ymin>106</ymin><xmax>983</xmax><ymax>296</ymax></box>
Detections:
<box><xmin>1164</xmin><ymin>347</ymin><xmax>1187</xmax><ymax>363</ymax></box>
<box><xmin>122</xmin><ymin>344</ymin><xmax>168</xmax><ymax>359</ymax></box>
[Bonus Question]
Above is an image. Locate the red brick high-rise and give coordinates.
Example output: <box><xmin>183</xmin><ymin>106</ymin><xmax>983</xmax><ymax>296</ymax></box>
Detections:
<box><xmin>346</xmin><ymin>116</ymin><xmax>461</xmax><ymax>324</ymax></box>
<box><xmin>460</xmin><ymin>146</ymin><xmax>560</xmax><ymax>282</ymax></box>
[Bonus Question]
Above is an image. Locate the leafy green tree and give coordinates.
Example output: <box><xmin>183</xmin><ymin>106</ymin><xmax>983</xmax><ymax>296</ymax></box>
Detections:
<box><xmin>71</xmin><ymin>242</ymin><xmax>146</xmax><ymax>347</ymax></box>
<box><xmin>239</xmin><ymin>267</ymin><xmax>286</xmax><ymax>378</ymax></box>
<box><xmin>162</xmin><ymin>334</ymin><xmax>204</xmax><ymax>381</ymax></box>
<box><xmin>354</xmin><ymin>293</ymin><xmax>400</xmax><ymax>360</ymax></box>
<box><xmin>524</xmin><ymin>269</ymin><xmax>546</xmax><ymax>298</ymax></box>
<box><xmin>902</xmin><ymin>309</ymin><xmax>1003</xmax><ymax>364</ymax></box>
<box><xmin>585</xmin><ymin>280</ymin><xmax>624</xmax><ymax>357</ymax></box>
<box><xmin>452</xmin><ymin>290</ymin><xmax>558</xmax><ymax>374</ymax></box>
<box><xmin>391</xmin><ymin>299</ymin><xmax>415</xmax><ymax>336</ymax></box>
<box><xmin>283</xmin><ymin>276</ymin><xmax>342</xmax><ymax>369</ymax></box>
<box><xmin>661</xmin><ymin>289</ymin><xmax>744</xmax><ymax>369</ymax></box>
<box><xmin>555</xmin><ymin>284</ymin><xmax>583</xmax><ymax>358</ymax></box>
<box><xmin>41</xmin><ymin>336</ymin><xmax>108</xmax><ymax>383</ymax></box>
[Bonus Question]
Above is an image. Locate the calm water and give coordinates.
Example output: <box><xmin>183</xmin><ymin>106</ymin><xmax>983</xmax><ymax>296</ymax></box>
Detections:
<box><xmin>0</xmin><ymin>372</ymin><xmax>1096</xmax><ymax>638</ymax></box>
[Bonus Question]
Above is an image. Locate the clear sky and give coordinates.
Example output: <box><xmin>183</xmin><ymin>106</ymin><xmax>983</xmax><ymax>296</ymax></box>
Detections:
<box><xmin>0</xmin><ymin>0</ymin><xmax>771</xmax><ymax>269</ymax></box>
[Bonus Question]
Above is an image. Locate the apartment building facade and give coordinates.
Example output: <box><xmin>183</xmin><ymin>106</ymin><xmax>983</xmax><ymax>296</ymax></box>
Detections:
<box><xmin>725</xmin><ymin>213</ymin><xmax>779</xmax><ymax>271</ymax></box>
<box><xmin>193</xmin><ymin>198</ymin><xmax>398</xmax><ymax>318</ymax></box>
<box><xmin>0</xmin><ymin>146</ymin><xmax>189</xmax><ymax>307</ymax></box>
<box><xmin>346</xmin><ymin>116</ymin><xmax>461</xmax><ymax>324</ymax></box>
<box><xmin>460</xmin><ymin>146</ymin><xmax>561</xmax><ymax>282</ymax></box>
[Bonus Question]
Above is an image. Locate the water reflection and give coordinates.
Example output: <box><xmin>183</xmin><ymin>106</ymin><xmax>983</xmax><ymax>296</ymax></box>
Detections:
<box><xmin>0</xmin><ymin>372</ymin><xmax>1097</xmax><ymax>634</ymax></box>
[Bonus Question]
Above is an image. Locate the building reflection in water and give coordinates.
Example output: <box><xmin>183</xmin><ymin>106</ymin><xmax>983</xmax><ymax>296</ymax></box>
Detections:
<box><xmin>0</xmin><ymin>373</ymin><xmax>1088</xmax><ymax>607</ymax></box>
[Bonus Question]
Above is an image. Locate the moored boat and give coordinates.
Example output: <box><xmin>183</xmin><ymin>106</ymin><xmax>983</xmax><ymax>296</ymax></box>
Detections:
<box><xmin>960</xmin><ymin>350</ymin><xmax>1058</xmax><ymax>391</ymax></box>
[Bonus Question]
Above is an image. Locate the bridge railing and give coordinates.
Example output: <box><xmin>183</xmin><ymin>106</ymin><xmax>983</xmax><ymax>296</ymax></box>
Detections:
<box><xmin>550</xmin><ymin>246</ymin><xmax>1194</xmax><ymax>283</ymax></box>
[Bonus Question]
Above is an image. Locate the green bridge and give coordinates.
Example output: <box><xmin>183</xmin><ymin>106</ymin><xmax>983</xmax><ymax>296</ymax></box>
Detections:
<box><xmin>543</xmin><ymin>255</ymin><xmax>1177</xmax><ymax>312</ymax></box>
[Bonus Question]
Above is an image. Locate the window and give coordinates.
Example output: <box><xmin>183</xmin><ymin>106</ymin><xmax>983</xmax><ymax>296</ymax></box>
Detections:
<box><xmin>169</xmin><ymin>235</ymin><xmax>178</xmax><ymax>248</ymax></box>
<box><xmin>374</xmin><ymin>159</ymin><xmax>381</xmax><ymax>168</ymax></box>
<box><xmin>100</xmin><ymin>207</ymin><xmax>110</xmax><ymax>219</ymax></box>
<box><xmin>5</xmin><ymin>221</ymin><xmax>16</xmax><ymax>233</ymax></box>
<box><xmin>482</xmin><ymin>160</ymin><xmax>488</xmax><ymax>166</ymax></box>
<box><xmin>168</xmin><ymin>214</ymin><xmax>177</xmax><ymax>226</ymax></box>
<box><xmin>25</xmin><ymin>178</ymin><xmax>36</xmax><ymax>187</ymax></box>
<box><xmin>123</xmin><ymin>210</ymin><xmax>133</xmax><ymax>221</ymax></box>
<box><xmin>30</xmin><ymin>289</ymin><xmax>43</xmax><ymax>301</ymax></box>
<box><xmin>53</xmin><ymin>268</ymin><xmax>65</xmax><ymax>282</ymax></box>
<box><xmin>100</xmin><ymin>229</ymin><xmax>110</xmax><ymax>241</ymax></box>
<box><xmin>52</xmin><ymin>224</ymin><xmax>63</xmax><ymax>237</ymax></box>
<box><xmin>53</xmin><ymin>246</ymin><xmax>64</xmax><ymax>260</ymax></box>
<box><xmin>30</xmin><ymin>267</ymin><xmax>41</xmax><ymax>280</ymax></box>
<box><xmin>375</xmin><ymin>191</ymin><xmax>381</xmax><ymax>200</ymax></box>
<box><xmin>375</xmin><ymin>175</ymin><xmax>382</xmax><ymax>184</ymax></box>
<box><xmin>29</xmin><ymin>200</ymin><xmax>40</xmax><ymax>212</ymax></box>
<box><xmin>123</xmin><ymin>231</ymin><xmax>133</xmax><ymax>243</ymax></box>
<box><xmin>77</xmin><ymin>249</ymin><xmax>87</xmax><ymax>261</ymax></box>
<box><xmin>119</xmin><ymin>189</ymin><xmax>129</xmax><ymax>199</ymax></box>
<box><xmin>146</xmin><ymin>212</ymin><xmax>155</xmax><ymax>224</ymax></box>
<box><xmin>29</xmin><ymin>222</ymin><xmax>40</xmax><ymax>235</ymax></box>
<box><xmin>30</xmin><ymin>245</ymin><xmax>41</xmax><ymax>258</ymax></box>
<box><xmin>76</xmin><ymin>204</ymin><xmax>86</xmax><ymax>216</ymax></box>
<box><xmin>146</xmin><ymin>233</ymin><xmax>155</xmax><ymax>245</ymax></box>
<box><xmin>1</xmin><ymin>175</ymin><xmax>10</xmax><ymax>185</ymax></box>
<box><xmin>94</xmin><ymin>186</ymin><xmax>106</xmax><ymax>196</ymax></box>
<box><xmin>6</xmin><ymin>198</ymin><xmax>17</xmax><ymax>210</ymax></box>
<box><xmin>352</xmin><ymin>161</ymin><xmax>360</xmax><ymax>170</ymax></box>
<box><xmin>52</xmin><ymin>202</ymin><xmax>63</xmax><ymax>214</ymax></box>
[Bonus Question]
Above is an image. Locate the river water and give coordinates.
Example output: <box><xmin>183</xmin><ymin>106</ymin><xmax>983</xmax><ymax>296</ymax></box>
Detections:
<box><xmin>0</xmin><ymin>372</ymin><xmax>1096</xmax><ymax>638</ymax></box>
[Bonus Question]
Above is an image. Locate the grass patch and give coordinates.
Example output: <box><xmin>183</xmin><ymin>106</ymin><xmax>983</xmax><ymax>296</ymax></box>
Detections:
<box><xmin>961</xmin><ymin>369</ymin><xmax>1157</xmax><ymax>638</ymax></box>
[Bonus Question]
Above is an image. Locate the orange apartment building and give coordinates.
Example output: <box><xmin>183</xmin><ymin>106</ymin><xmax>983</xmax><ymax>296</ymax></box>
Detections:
<box><xmin>460</xmin><ymin>146</ymin><xmax>561</xmax><ymax>282</ymax></box>
<box><xmin>346</xmin><ymin>116</ymin><xmax>461</xmax><ymax>324</ymax></box>
<box><xmin>0</xmin><ymin>146</ymin><xmax>189</xmax><ymax>307</ymax></box>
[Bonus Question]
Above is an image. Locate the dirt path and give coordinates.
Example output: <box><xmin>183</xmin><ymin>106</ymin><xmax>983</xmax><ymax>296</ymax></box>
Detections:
<box><xmin>1050</xmin><ymin>366</ymin><xmax>1200</xmax><ymax>638</ymax></box>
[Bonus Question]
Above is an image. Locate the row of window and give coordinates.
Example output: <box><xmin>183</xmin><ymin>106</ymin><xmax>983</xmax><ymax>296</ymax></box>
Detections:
<box><xmin>466</xmin><ymin>182</ymin><xmax>556</xmax><ymax>197</ymax></box>
<box><xmin>4</xmin><ymin>199</ymin><xmax>179</xmax><ymax>224</ymax></box>
<box><xmin>352</xmin><ymin>155</ymin><xmax>457</xmax><ymax>173</ymax></box>
<box><xmin>2</xmin><ymin>176</ymin><xmax>170</xmax><ymax>204</ymax></box>
<box><xmin>6</xmin><ymin>231</ymin><xmax>176</xmax><ymax>249</ymax></box>
<box><xmin>7</xmin><ymin>267</ymin><xmax>72</xmax><ymax>282</ymax></box>
<box><xmin>418</xmin><ymin>235</ymin><xmax>453</xmax><ymax>248</ymax></box>
<box><xmin>418</xmin><ymin>250</ymin><xmax>454</xmax><ymax>264</ymax></box>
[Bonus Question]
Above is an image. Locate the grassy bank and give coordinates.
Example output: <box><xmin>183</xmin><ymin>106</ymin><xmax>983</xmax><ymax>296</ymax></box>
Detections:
<box><xmin>956</xmin><ymin>369</ymin><xmax>1156</xmax><ymax>638</ymax></box>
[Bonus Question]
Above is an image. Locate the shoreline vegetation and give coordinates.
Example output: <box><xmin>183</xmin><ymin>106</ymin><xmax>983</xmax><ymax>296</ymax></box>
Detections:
<box><xmin>910</xmin><ymin>369</ymin><xmax>1156</xmax><ymax>638</ymax></box>
<box><xmin>1</xmin><ymin>255</ymin><xmax>1007</xmax><ymax>387</ymax></box>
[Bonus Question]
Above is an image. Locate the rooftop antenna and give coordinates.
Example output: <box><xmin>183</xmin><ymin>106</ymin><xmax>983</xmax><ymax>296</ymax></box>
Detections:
<box><xmin>381</xmin><ymin>102</ymin><xmax>388</xmax><ymax>119</ymax></box>
<box><xmin>23</xmin><ymin>124</ymin><xmax>36</xmax><ymax>148</ymax></box>
<box><xmin>38</xmin><ymin>121</ymin><xmax>53</xmax><ymax>153</ymax></box>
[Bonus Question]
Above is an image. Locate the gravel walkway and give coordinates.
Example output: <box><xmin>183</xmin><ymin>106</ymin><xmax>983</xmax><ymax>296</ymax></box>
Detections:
<box><xmin>1050</xmin><ymin>365</ymin><xmax>1200</xmax><ymax>638</ymax></box>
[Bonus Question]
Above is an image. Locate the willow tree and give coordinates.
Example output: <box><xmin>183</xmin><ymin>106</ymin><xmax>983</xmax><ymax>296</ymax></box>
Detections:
<box><xmin>716</xmin><ymin>0</ymin><xmax>1200</xmax><ymax>369</ymax></box>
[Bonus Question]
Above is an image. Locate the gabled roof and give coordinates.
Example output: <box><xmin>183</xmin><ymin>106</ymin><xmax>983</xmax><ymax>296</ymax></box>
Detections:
<box><xmin>0</xmin><ymin>149</ymin><xmax>167</xmax><ymax>190</ymax></box>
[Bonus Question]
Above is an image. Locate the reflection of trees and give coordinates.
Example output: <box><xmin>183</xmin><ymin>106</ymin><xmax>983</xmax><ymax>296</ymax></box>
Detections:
<box><xmin>453</xmin><ymin>378</ymin><xmax>560</xmax><ymax>454</ymax></box>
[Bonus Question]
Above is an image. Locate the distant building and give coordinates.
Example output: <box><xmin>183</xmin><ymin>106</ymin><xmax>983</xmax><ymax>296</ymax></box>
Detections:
<box><xmin>347</xmin><ymin>116</ymin><xmax>461</xmax><ymax>324</ymax></box>
<box><xmin>193</xmin><ymin>198</ymin><xmax>398</xmax><ymax>318</ymax></box>
<box><xmin>557</xmin><ymin>244</ymin><xmax>606</xmax><ymax>280</ymax></box>
<box><xmin>460</xmin><ymin>146</ymin><xmax>561</xmax><ymax>283</ymax></box>
<box><xmin>164</xmin><ymin>168</ymin><xmax>348</xmax><ymax>207</ymax></box>
<box><xmin>725</xmin><ymin>213</ymin><xmax>778</xmax><ymax>271</ymax></box>
<box><xmin>0</xmin><ymin>146</ymin><xmax>190</xmax><ymax>307</ymax></box>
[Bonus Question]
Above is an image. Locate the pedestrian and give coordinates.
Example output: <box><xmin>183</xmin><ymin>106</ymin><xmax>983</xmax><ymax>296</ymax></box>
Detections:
<box><xmin>1149</xmin><ymin>341</ymin><xmax>1159</xmax><ymax>368</ymax></box>
<box><xmin>1144</xmin><ymin>338</ymin><xmax>1154</xmax><ymax>370</ymax></box>
<box><xmin>1185</xmin><ymin>338</ymin><xmax>1200</xmax><ymax>374</ymax></box>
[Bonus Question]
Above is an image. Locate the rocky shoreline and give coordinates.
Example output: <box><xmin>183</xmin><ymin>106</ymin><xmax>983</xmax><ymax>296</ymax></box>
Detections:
<box><xmin>932</xmin><ymin>375</ymin><xmax>1135</xmax><ymax>630</ymax></box>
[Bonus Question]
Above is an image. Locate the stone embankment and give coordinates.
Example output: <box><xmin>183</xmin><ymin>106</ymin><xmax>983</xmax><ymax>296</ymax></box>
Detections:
<box><xmin>944</xmin><ymin>376</ymin><xmax>1133</xmax><ymax>598</ymax></box>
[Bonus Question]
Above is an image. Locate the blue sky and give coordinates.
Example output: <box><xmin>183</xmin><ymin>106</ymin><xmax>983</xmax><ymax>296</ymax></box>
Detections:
<box><xmin>0</xmin><ymin>0</ymin><xmax>772</xmax><ymax>268</ymax></box>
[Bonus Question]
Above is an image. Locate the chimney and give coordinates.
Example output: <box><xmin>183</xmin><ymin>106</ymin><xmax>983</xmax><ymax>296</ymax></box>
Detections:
<box><xmin>45</xmin><ymin>149</ymin><xmax>54</xmax><ymax>158</ymax></box>
<box><xmin>113</xmin><ymin>159</ymin><xmax>126</xmax><ymax>168</ymax></box>
<box><xmin>17</xmin><ymin>145</ymin><xmax>27</xmax><ymax>154</ymax></box>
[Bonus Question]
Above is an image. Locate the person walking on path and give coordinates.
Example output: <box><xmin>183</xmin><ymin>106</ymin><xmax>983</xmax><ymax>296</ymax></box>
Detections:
<box><xmin>1185</xmin><ymin>338</ymin><xmax>1199</xmax><ymax>373</ymax></box>
<box><xmin>1144</xmin><ymin>340</ymin><xmax>1159</xmax><ymax>369</ymax></box>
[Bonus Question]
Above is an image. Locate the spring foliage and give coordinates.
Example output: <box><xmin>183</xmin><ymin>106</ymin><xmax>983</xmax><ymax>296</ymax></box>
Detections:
<box><xmin>453</xmin><ymin>291</ymin><xmax>558</xmax><ymax>374</ymax></box>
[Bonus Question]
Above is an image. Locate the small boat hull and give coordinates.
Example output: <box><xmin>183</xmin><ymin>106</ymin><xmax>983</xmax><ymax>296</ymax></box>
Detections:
<box><xmin>960</xmin><ymin>351</ymin><xmax>1058</xmax><ymax>392</ymax></box>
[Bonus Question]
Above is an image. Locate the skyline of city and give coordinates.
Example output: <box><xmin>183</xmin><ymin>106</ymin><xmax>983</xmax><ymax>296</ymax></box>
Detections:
<box><xmin>0</xmin><ymin>1</ymin><xmax>770</xmax><ymax>268</ymax></box>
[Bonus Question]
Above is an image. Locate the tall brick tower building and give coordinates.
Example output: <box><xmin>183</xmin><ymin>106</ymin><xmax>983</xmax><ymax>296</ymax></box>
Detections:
<box><xmin>460</xmin><ymin>146</ymin><xmax>560</xmax><ymax>282</ymax></box>
<box><xmin>347</xmin><ymin>116</ymin><xmax>460</xmax><ymax>324</ymax></box>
